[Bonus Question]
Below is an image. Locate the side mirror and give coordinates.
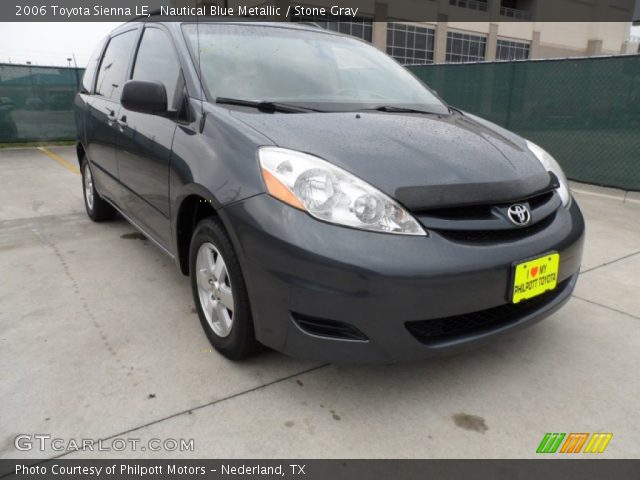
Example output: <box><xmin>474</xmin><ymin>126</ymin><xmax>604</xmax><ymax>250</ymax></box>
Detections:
<box><xmin>121</xmin><ymin>80</ymin><xmax>167</xmax><ymax>115</ymax></box>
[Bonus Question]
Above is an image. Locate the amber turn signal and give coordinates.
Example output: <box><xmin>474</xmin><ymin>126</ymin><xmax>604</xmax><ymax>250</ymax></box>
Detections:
<box><xmin>261</xmin><ymin>168</ymin><xmax>305</xmax><ymax>210</ymax></box>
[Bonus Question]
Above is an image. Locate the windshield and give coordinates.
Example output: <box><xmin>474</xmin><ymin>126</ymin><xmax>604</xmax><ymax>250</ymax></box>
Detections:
<box><xmin>182</xmin><ymin>23</ymin><xmax>449</xmax><ymax>114</ymax></box>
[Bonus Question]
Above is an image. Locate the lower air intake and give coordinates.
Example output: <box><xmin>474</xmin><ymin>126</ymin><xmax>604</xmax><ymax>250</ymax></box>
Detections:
<box><xmin>406</xmin><ymin>279</ymin><xmax>570</xmax><ymax>345</ymax></box>
<box><xmin>293</xmin><ymin>313</ymin><xmax>368</xmax><ymax>341</ymax></box>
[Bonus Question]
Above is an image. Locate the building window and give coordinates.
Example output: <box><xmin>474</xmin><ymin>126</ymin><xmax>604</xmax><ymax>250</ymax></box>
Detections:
<box><xmin>500</xmin><ymin>0</ymin><xmax>532</xmax><ymax>20</ymax></box>
<box><xmin>386</xmin><ymin>23</ymin><xmax>435</xmax><ymax>65</ymax></box>
<box><xmin>449</xmin><ymin>0</ymin><xmax>489</xmax><ymax>12</ymax></box>
<box><xmin>496</xmin><ymin>39</ymin><xmax>530</xmax><ymax>60</ymax></box>
<box><xmin>446</xmin><ymin>32</ymin><xmax>487</xmax><ymax>63</ymax></box>
<box><xmin>290</xmin><ymin>14</ymin><xmax>373</xmax><ymax>42</ymax></box>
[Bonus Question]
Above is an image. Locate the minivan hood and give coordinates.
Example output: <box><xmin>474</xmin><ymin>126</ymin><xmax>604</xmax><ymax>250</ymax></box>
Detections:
<box><xmin>229</xmin><ymin>109</ymin><xmax>553</xmax><ymax>210</ymax></box>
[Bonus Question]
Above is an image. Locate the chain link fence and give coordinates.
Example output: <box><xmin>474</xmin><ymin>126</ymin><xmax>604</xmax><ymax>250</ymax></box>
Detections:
<box><xmin>0</xmin><ymin>64</ymin><xmax>83</xmax><ymax>143</ymax></box>
<box><xmin>410</xmin><ymin>55</ymin><xmax>640</xmax><ymax>191</ymax></box>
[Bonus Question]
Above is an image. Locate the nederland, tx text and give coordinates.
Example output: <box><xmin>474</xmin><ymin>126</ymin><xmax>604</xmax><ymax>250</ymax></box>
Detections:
<box><xmin>16</xmin><ymin>464</ymin><xmax>308</xmax><ymax>476</ymax></box>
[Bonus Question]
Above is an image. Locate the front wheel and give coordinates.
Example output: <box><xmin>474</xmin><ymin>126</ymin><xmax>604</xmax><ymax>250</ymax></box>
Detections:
<box><xmin>189</xmin><ymin>217</ymin><xmax>258</xmax><ymax>360</ymax></box>
<box><xmin>81</xmin><ymin>157</ymin><xmax>116</xmax><ymax>222</ymax></box>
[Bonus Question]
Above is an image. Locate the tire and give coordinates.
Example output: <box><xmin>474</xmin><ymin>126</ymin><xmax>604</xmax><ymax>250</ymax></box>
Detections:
<box><xmin>189</xmin><ymin>217</ymin><xmax>258</xmax><ymax>360</ymax></box>
<box><xmin>81</xmin><ymin>157</ymin><xmax>117</xmax><ymax>222</ymax></box>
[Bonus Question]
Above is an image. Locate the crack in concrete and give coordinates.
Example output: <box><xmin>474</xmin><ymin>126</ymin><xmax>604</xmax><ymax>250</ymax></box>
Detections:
<box><xmin>581</xmin><ymin>250</ymin><xmax>640</xmax><ymax>275</ymax></box>
<box><xmin>43</xmin><ymin>362</ymin><xmax>331</xmax><ymax>461</ymax></box>
<box><xmin>572</xmin><ymin>295</ymin><xmax>640</xmax><ymax>322</ymax></box>
<box><xmin>30</xmin><ymin>227</ymin><xmax>125</xmax><ymax>368</ymax></box>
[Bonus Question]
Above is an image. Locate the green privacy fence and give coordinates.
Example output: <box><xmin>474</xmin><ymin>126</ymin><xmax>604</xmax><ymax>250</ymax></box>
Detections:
<box><xmin>0</xmin><ymin>64</ymin><xmax>83</xmax><ymax>143</ymax></box>
<box><xmin>2</xmin><ymin>57</ymin><xmax>639</xmax><ymax>190</ymax></box>
<box><xmin>410</xmin><ymin>55</ymin><xmax>640</xmax><ymax>191</ymax></box>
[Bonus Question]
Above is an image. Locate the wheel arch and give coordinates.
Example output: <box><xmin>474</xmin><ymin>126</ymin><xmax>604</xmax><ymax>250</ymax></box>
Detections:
<box><xmin>174</xmin><ymin>185</ymin><xmax>225</xmax><ymax>276</ymax></box>
<box><xmin>76</xmin><ymin>142</ymin><xmax>87</xmax><ymax>166</ymax></box>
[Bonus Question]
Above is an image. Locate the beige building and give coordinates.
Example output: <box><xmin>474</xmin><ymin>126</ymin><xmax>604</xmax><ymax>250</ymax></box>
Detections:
<box><xmin>180</xmin><ymin>0</ymin><xmax>639</xmax><ymax>63</ymax></box>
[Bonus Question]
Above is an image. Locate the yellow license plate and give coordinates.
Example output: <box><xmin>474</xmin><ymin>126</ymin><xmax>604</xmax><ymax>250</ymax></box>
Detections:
<box><xmin>512</xmin><ymin>253</ymin><xmax>560</xmax><ymax>304</ymax></box>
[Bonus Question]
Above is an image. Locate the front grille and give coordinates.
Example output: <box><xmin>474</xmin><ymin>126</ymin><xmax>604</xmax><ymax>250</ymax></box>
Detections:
<box><xmin>425</xmin><ymin>203</ymin><xmax>494</xmax><ymax>220</ymax></box>
<box><xmin>422</xmin><ymin>190</ymin><xmax>555</xmax><ymax>221</ymax></box>
<box><xmin>438</xmin><ymin>212</ymin><xmax>556</xmax><ymax>244</ymax></box>
<box><xmin>406</xmin><ymin>279</ymin><xmax>569</xmax><ymax>345</ymax></box>
<box><xmin>528</xmin><ymin>191</ymin><xmax>554</xmax><ymax>209</ymax></box>
<box><xmin>418</xmin><ymin>189</ymin><xmax>560</xmax><ymax>244</ymax></box>
<box><xmin>293</xmin><ymin>313</ymin><xmax>368</xmax><ymax>341</ymax></box>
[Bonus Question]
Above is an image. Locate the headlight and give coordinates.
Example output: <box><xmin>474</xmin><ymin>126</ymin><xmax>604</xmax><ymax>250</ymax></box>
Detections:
<box><xmin>526</xmin><ymin>140</ymin><xmax>570</xmax><ymax>207</ymax></box>
<box><xmin>258</xmin><ymin>147</ymin><xmax>426</xmax><ymax>236</ymax></box>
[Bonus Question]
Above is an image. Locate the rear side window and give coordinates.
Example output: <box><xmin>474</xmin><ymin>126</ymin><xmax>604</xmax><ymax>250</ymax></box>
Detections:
<box><xmin>81</xmin><ymin>39</ymin><xmax>105</xmax><ymax>94</ymax></box>
<box><xmin>132</xmin><ymin>28</ymin><xmax>182</xmax><ymax>109</ymax></box>
<box><xmin>95</xmin><ymin>29</ymin><xmax>138</xmax><ymax>101</ymax></box>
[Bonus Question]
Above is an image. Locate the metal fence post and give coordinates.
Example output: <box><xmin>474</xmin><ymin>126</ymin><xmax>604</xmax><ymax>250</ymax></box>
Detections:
<box><xmin>504</xmin><ymin>61</ymin><xmax>516</xmax><ymax>130</ymax></box>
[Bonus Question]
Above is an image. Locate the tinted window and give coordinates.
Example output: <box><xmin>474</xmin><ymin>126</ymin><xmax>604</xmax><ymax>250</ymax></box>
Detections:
<box><xmin>81</xmin><ymin>39</ymin><xmax>105</xmax><ymax>94</ymax></box>
<box><xmin>132</xmin><ymin>28</ymin><xmax>181</xmax><ymax>108</ymax></box>
<box><xmin>95</xmin><ymin>29</ymin><xmax>137</xmax><ymax>100</ymax></box>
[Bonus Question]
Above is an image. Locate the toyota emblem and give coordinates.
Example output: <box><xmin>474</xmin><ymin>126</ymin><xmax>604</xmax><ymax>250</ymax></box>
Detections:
<box><xmin>507</xmin><ymin>204</ymin><xmax>531</xmax><ymax>226</ymax></box>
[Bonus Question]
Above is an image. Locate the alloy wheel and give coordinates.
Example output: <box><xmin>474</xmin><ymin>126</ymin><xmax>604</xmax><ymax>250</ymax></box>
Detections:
<box><xmin>83</xmin><ymin>163</ymin><xmax>94</xmax><ymax>212</ymax></box>
<box><xmin>195</xmin><ymin>242</ymin><xmax>235</xmax><ymax>338</ymax></box>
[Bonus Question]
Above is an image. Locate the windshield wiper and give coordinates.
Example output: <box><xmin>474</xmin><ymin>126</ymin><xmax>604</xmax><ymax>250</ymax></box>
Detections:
<box><xmin>215</xmin><ymin>97</ymin><xmax>319</xmax><ymax>114</ymax></box>
<box><xmin>363</xmin><ymin>105</ymin><xmax>446</xmax><ymax>116</ymax></box>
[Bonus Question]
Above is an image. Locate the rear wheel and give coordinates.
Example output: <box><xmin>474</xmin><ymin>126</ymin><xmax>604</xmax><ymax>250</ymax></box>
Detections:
<box><xmin>189</xmin><ymin>217</ymin><xmax>258</xmax><ymax>360</ymax></box>
<box><xmin>81</xmin><ymin>157</ymin><xmax>116</xmax><ymax>222</ymax></box>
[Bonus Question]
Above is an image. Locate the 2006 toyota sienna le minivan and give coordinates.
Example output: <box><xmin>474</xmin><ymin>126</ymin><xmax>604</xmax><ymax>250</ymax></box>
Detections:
<box><xmin>75</xmin><ymin>20</ymin><xmax>584</xmax><ymax>363</ymax></box>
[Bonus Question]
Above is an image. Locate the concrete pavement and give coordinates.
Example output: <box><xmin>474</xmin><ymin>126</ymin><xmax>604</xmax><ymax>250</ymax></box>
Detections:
<box><xmin>1</xmin><ymin>147</ymin><xmax>638</xmax><ymax>459</ymax></box>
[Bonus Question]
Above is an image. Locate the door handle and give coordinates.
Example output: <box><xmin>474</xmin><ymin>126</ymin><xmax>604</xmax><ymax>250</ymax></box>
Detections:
<box><xmin>116</xmin><ymin>115</ymin><xmax>127</xmax><ymax>131</ymax></box>
<box><xmin>106</xmin><ymin>107</ymin><xmax>116</xmax><ymax>127</ymax></box>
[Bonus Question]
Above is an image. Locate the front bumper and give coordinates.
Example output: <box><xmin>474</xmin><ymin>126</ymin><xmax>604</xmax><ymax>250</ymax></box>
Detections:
<box><xmin>221</xmin><ymin>194</ymin><xmax>585</xmax><ymax>364</ymax></box>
